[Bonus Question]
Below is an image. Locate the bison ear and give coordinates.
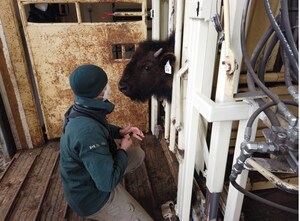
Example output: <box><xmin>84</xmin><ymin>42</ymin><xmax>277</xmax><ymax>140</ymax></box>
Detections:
<box><xmin>160</xmin><ymin>52</ymin><xmax>175</xmax><ymax>74</ymax></box>
<box><xmin>160</xmin><ymin>52</ymin><xmax>176</xmax><ymax>66</ymax></box>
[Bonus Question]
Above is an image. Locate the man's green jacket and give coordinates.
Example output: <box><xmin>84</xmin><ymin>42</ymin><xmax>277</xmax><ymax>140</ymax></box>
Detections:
<box><xmin>60</xmin><ymin>96</ymin><xmax>128</xmax><ymax>217</ymax></box>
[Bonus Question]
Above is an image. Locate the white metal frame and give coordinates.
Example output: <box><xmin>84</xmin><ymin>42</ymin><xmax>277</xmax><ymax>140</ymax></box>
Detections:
<box><xmin>175</xmin><ymin>0</ymin><xmax>256</xmax><ymax>220</ymax></box>
<box><xmin>151</xmin><ymin>0</ymin><xmax>257</xmax><ymax>220</ymax></box>
<box><xmin>150</xmin><ymin>0</ymin><xmax>160</xmax><ymax>134</ymax></box>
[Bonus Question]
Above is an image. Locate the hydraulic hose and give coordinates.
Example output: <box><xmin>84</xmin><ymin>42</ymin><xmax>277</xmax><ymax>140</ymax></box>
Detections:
<box><xmin>257</xmin><ymin>34</ymin><xmax>278</xmax><ymax>83</ymax></box>
<box><xmin>242</xmin><ymin>1</ymin><xmax>281</xmax><ymax>103</ymax></box>
<box><xmin>233</xmin><ymin>2</ymin><xmax>299</xmax><ymax>213</ymax></box>
<box><xmin>246</xmin><ymin>100</ymin><xmax>298</xmax><ymax>128</ymax></box>
<box><xmin>264</xmin><ymin>0</ymin><xmax>298</xmax><ymax>73</ymax></box>
<box><xmin>281</xmin><ymin>0</ymin><xmax>298</xmax><ymax>61</ymax></box>
<box><xmin>242</xmin><ymin>0</ymin><xmax>297</xmax><ymax>128</ymax></box>
<box><xmin>282</xmin><ymin>48</ymin><xmax>298</xmax><ymax>84</ymax></box>
<box><xmin>281</xmin><ymin>49</ymin><xmax>299</xmax><ymax>103</ymax></box>
<box><xmin>231</xmin><ymin>180</ymin><xmax>298</xmax><ymax>214</ymax></box>
<box><xmin>248</xmin><ymin>17</ymin><xmax>282</xmax><ymax>127</ymax></box>
<box><xmin>243</xmin><ymin>1</ymin><xmax>281</xmax><ymax>127</ymax></box>
<box><xmin>247</xmin><ymin>17</ymin><xmax>278</xmax><ymax>91</ymax></box>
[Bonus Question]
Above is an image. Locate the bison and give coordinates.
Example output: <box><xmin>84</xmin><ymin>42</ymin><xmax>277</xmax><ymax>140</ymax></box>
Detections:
<box><xmin>118</xmin><ymin>34</ymin><xmax>175</xmax><ymax>102</ymax></box>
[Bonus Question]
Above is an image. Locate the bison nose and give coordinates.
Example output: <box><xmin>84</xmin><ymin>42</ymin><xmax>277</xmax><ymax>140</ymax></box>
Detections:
<box><xmin>118</xmin><ymin>83</ymin><xmax>127</xmax><ymax>93</ymax></box>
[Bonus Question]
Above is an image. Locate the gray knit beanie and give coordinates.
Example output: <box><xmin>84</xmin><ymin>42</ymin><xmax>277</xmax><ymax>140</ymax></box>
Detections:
<box><xmin>69</xmin><ymin>64</ymin><xmax>108</xmax><ymax>98</ymax></box>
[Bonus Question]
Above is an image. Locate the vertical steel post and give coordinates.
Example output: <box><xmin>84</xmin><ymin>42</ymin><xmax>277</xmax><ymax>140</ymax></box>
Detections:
<box><xmin>150</xmin><ymin>0</ymin><xmax>160</xmax><ymax>134</ymax></box>
<box><xmin>177</xmin><ymin>0</ymin><xmax>218</xmax><ymax>219</ymax></box>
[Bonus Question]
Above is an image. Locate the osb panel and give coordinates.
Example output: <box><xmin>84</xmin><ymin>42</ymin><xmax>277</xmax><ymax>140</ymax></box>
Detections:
<box><xmin>26</xmin><ymin>22</ymin><xmax>148</xmax><ymax>139</ymax></box>
<box><xmin>0</xmin><ymin>0</ymin><xmax>44</xmax><ymax>148</ymax></box>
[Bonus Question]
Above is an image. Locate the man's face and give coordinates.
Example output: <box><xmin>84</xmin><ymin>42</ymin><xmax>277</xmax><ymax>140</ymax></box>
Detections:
<box><xmin>95</xmin><ymin>85</ymin><xmax>107</xmax><ymax>101</ymax></box>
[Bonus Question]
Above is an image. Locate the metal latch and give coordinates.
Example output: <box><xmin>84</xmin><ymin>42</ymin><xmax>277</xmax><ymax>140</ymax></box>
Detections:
<box><xmin>149</xmin><ymin>9</ymin><xmax>154</xmax><ymax>19</ymax></box>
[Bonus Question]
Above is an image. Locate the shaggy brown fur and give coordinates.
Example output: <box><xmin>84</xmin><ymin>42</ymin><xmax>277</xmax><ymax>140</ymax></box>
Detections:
<box><xmin>118</xmin><ymin>34</ymin><xmax>175</xmax><ymax>102</ymax></box>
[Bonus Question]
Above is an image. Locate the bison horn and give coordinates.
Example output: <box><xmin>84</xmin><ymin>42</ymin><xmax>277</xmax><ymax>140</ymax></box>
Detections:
<box><xmin>154</xmin><ymin>48</ymin><xmax>163</xmax><ymax>57</ymax></box>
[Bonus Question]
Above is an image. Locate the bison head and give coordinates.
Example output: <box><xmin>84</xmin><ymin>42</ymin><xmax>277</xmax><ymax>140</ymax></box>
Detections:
<box><xmin>118</xmin><ymin>34</ymin><xmax>175</xmax><ymax>102</ymax></box>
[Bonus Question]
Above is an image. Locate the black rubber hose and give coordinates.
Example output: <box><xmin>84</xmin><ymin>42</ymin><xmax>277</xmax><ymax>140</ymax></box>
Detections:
<box><xmin>243</xmin><ymin>4</ymin><xmax>281</xmax><ymax>127</ymax></box>
<box><xmin>231</xmin><ymin>180</ymin><xmax>298</xmax><ymax>214</ymax></box>
<box><xmin>246</xmin><ymin>100</ymin><xmax>298</xmax><ymax>128</ymax></box>
<box><xmin>282</xmin><ymin>50</ymin><xmax>293</xmax><ymax>87</ymax></box>
<box><xmin>247</xmin><ymin>18</ymin><xmax>278</xmax><ymax>90</ymax></box>
<box><xmin>288</xmin><ymin>0</ymin><xmax>299</xmax><ymax>51</ymax></box>
<box><xmin>257</xmin><ymin>33</ymin><xmax>279</xmax><ymax>82</ymax></box>
<box><xmin>281</xmin><ymin>46</ymin><xmax>297</xmax><ymax>88</ymax></box>
<box><xmin>281</xmin><ymin>0</ymin><xmax>299</xmax><ymax>61</ymax></box>
<box><xmin>264</xmin><ymin>0</ymin><xmax>298</xmax><ymax>73</ymax></box>
<box><xmin>242</xmin><ymin>1</ymin><xmax>282</xmax><ymax>104</ymax></box>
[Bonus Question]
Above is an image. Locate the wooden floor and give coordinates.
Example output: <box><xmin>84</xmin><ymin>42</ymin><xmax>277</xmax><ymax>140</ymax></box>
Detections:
<box><xmin>0</xmin><ymin>134</ymin><xmax>178</xmax><ymax>221</ymax></box>
<box><xmin>1</xmin><ymin>133</ymin><xmax>297</xmax><ymax>221</ymax></box>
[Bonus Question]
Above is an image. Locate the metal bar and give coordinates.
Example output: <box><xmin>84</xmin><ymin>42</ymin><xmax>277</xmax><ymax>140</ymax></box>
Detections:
<box><xmin>193</xmin><ymin>94</ymin><xmax>251</xmax><ymax>122</ymax></box>
<box><xmin>176</xmin><ymin>65</ymin><xmax>188</xmax><ymax>151</ymax></box>
<box><xmin>164</xmin><ymin>0</ymin><xmax>176</xmax><ymax>140</ymax></box>
<box><xmin>245</xmin><ymin>158</ymin><xmax>298</xmax><ymax>192</ymax></box>
<box><xmin>224</xmin><ymin>116</ymin><xmax>258</xmax><ymax>221</ymax></box>
<box><xmin>175</xmin><ymin>64</ymin><xmax>189</xmax><ymax>130</ymax></box>
<box><xmin>75</xmin><ymin>2</ymin><xmax>82</xmax><ymax>23</ymax></box>
<box><xmin>150</xmin><ymin>0</ymin><xmax>160</xmax><ymax>134</ymax></box>
<box><xmin>177</xmin><ymin>0</ymin><xmax>218</xmax><ymax>219</ymax></box>
<box><xmin>204</xmin><ymin>0</ymin><xmax>248</xmax><ymax>219</ymax></box>
<box><xmin>206</xmin><ymin>121</ymin><xmax>232</xmax><ymax>191</ymax></box>
<box><xmin>177</xmin><ymin>106</ymin><xmax>199</xmax><ymax>220</ymax></box>
<box><xmin>112</xmin><ymin>12</ymin><xmax>144</xmax><ymax>17</ymax></box>
<box><xmin>169</xmin><ymin>0</ymin><xmax>185</xmax><ymax>152</ymax></box>
<box><xmin>164</xmin><ymin>102</ymin><xmax>171</xmax><ymax>140</ymax></box>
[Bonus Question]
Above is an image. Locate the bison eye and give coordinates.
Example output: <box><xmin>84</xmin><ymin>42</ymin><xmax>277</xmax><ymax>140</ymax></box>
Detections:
<box><xmin>145</xmin><ymin>66</ymin><xmax>149</xmax><ymax>71</ymax></box>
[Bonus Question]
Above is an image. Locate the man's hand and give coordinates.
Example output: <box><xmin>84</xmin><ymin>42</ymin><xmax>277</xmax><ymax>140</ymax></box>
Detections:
<box><xmin>119</xmin><ymin>134</ymin><xmax>132</xmax><ymax>151</ymax></box>
<box><xmin>120</xmin><ymin>124</ymin><xmax>145</xmax><ymax>141</ymax></box>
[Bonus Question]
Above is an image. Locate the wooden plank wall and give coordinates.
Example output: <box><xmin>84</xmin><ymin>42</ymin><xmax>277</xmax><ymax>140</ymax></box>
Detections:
<box><xmin>0</xmin><ymin>0</ymin><xmax>44</xmax><ymax>149</ymax></box>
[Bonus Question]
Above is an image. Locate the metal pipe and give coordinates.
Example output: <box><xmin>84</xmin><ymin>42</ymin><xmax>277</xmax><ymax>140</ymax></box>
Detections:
<box><xmin>164</xmin><ymin>0</ymin><xmax>176</xmax><ymax>140</ymax></box>
<box><xmin>175</xmin><ymin>64</ymin><xmax>189</xmax><ymax>130</ymax></box>
<box><xmin>75</xmin><ymin>2</ymin><xmax>82</xmax><ymax>23</ymax></box>
<box><xmin>169</xmin><ymin>0</ymin><xmax>184</xmax><ymax>152</ymax></box>
<box><xmin>223</xmin><ymin>0</ymin><xmax>231</xmax><ymax>53</ymax></box>
<box><xmin>164</xmin><ymin>102</ymin><xmax>171</xmax><ymax>140</ymax></box>
<box><xmin>150</xmin><ymin>0</ymin><xmax>160</xmax><ymax>134</ymax></box>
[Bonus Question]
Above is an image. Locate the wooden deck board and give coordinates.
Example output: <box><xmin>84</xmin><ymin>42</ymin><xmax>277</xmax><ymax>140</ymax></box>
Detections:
<box><xmin>0</xmin><ymin>148</ymin><xmax>41</xmax><ymax>220</ymax></box>
<box><xmin>140</xmin><ymin>135</ymin><xmax>178</xmax><ymax>220</ymax></box>
<box><xmin>142</xmin><ymin>135</ymin><xmax>177</xmax><ymax>206</ymax></box>
<box><xmin>0</xmin><ymin>135</ymin><xmax>178</xmax><ymax>221</ymax></box>
<box><xmin>125</xmin><ymin>161</ymin><xmax>156</xmax><ymax>219</ymax></box>
<box><xmin>38</xmin><ymin>156</ymin><xmax>68</xmax><ymax>221</ymax></box>
<box><xmin>8</xmin><ymin>143</ymin><xmax>59</xmax><ymax>221</ymax></box>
